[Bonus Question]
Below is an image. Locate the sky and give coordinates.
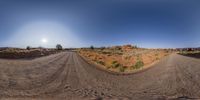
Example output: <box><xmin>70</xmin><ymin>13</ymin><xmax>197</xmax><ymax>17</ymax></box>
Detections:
<box><xmin>0</xmin><ymin>0</ymin><xmax>200</xmax><ymax>48</ymax></box>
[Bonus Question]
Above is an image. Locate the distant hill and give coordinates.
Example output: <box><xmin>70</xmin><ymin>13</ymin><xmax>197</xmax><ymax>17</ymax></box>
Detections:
<box><xmin>0</xmin><ymin>47</ymin><xmax>11</xmax><ymax>51</ymax></box>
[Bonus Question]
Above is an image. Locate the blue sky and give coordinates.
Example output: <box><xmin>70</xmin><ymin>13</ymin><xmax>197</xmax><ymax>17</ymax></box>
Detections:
<box><xmin>0</xmin><ymin>0</ymin><xmax>199</xmax><ymax>48</ymax></box>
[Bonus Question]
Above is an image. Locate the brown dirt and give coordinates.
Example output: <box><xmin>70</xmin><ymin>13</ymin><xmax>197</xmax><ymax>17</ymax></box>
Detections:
<box><xmin>0</xmin><ymin>52</ymin><xmax>200</xmax><ymax>100</ymax></box>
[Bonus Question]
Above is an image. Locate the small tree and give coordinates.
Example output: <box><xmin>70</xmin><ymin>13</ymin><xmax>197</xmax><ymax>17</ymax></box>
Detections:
<box><xmin>56</xmin><ymin>44</ymin><xmax>63</xmax><ymax>50</ymax></box>
<box><xmin>90</xmin><ymin>45</ymin><xmax>94</xmax><ymax>50</ymax></box>
<box><xmin>26</xmin><ymin>46</ymin><xmax>31</xmax><ymax>50</ymax></box>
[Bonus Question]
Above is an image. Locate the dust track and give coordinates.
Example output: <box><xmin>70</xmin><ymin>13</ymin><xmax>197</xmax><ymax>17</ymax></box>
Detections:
<box><xmin>0</xmin><ymin>52</ymin><xmax>200</xmax><ymax>100</ymax></box>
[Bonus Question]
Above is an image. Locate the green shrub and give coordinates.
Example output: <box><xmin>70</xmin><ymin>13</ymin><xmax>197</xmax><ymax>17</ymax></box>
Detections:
<box><xmin>97</xmin><ymin>61</ymin><xmax>105</xmax><ymax>65</ymax></box>
<box><xmin>102</xmin><ymin>51</ymin><xmax>111</xmax><ymax>54</ymax></box>
<box><xmin>112</xmin><ymin>61</ymin><xmax>118</xmax><ymax>64</ymax></box>
<box><xmin>111</xmin><ymin>61</ymin><xmax>120</xmax><ymax>68</ymax></box>
<box><xmin>119</xmin><ymin>66</ymin><xmax>125</xmax><ymax>72</ymax></box>
<box><xmin>116</xmin><ymin>52</ymin><xmax>123</xmax><ymax>55</ymax></box>
<box><xmin>113</xmin><ymin>63</ymin><xmax>120</xmax><ymax>68</ymax></box>
<box><xmin>132</xmin><ymin>60</ymin><xmax>144</xmax><ymax>69</ymax></box>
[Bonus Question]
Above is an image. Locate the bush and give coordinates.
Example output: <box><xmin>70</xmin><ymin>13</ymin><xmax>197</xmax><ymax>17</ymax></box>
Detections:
<box><xmin>115</xmin><ymin>46</ymin><xmax>122</xmax><ymax>50</ymax></box>
<box><xmin>102</xmin><ymin>51</ymin><xmax>111</xmax><ymax>54</ymax></box>
<box><xmin>97</xmin><ymin>61</ymin><xmax>105</xmax><ymax>65</ymax></box>
<box><xmin>112</xmin><ymin>61</ymin><xmax>118</xmax><ymax>64</ymax></box>
<box><xmin>111</xmin><ymin>61</ymin><xmax>120</xmax><ymax>68</ymax></box>
<box><xmin>26</xmin><ymin>46</ymin><xmax>31</xmax><ymax>50</ymax></box>
<box><xmin>119</xmin><ymin>66</ymin><xmax>127</xmax><ymax>72</ymax></box>
<box><xmin>100</xmin><ymin>47</ymin><xmax>106</xmax><ymax>50</ymax></box>
<box><xmin>56</xmin><ymin>44</ymin><xmax>63</xmax><ymax>50</ymax></box>
<box><xmin>132</xmin><ymin>60</ymin><xmax>144</xmax><ymax>69</ymax></box>
<box><xmin>106</xmin><ymin>66</ymin><xmax>111</xmax><ymax>69</ymax></box>
<box><xmin>90</xmin><ymin>45</ymin><xmax>94</xmax><ymax>50</ymax></box>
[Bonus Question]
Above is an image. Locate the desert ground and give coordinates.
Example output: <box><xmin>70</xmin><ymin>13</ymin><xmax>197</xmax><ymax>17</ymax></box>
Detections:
<box><xmin>78</xmin><ymin>45</ymin><xmax>171</xmax><ymax>73</ymax></box>
<box><xmin>0</xmin><ymin>50</ymin><xmax>200</xmax><ymax>100</ymax></box>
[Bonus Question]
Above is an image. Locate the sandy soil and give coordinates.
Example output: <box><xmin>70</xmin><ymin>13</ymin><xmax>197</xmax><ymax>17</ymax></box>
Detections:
<box><xmin>0</xmin><ymin>52</ymin><xmax>200</xmax><ymax>100</ymax></box>
<box><xmin>78</xmin><ymin>48</ymin><xmax>170</xmax><ymax>73</ymax></box>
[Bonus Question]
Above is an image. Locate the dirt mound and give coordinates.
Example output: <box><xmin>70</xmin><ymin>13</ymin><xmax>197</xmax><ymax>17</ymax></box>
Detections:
<box><xmin>78</xmin><ymin>45</ymin><xmax>171</xmax><ymax>73</ymax></box>
<box><xmin>0</xmin><ymin>48</ymin><xmax>62</xmax><ymax>59</ymax></box>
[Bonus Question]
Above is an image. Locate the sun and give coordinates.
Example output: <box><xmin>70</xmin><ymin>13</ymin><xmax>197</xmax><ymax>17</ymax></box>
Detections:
<box><xmin>41</xmin><ymin>38</ymin><xmax>48</xmax><ymax>43</ymax></box>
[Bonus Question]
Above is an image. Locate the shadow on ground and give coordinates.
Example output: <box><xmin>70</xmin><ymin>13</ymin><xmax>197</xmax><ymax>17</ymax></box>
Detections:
<box><xmin>179</xmin><ymin>53</ymin><xmax>200</xmax><ymax>59</ymax></box>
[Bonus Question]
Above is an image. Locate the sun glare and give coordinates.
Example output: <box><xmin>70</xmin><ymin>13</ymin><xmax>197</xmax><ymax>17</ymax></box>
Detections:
<box><xmin>41</xmin><ymin>38</ymin><xmax>48</xmax><ymax>43</ymax></box>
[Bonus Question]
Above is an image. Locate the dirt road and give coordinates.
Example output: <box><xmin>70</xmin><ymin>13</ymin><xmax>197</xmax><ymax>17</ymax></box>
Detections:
<box><xmin>0</xmin><ymin>52</ymin><xmax>200</xmax><ymax>100</ymax></box>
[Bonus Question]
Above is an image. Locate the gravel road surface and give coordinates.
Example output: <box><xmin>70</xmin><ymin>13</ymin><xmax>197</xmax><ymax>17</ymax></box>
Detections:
<box><xmin>0</xmin><ymin>52</ymin><xmax>200</xmax><ymax>100</ymax></box>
